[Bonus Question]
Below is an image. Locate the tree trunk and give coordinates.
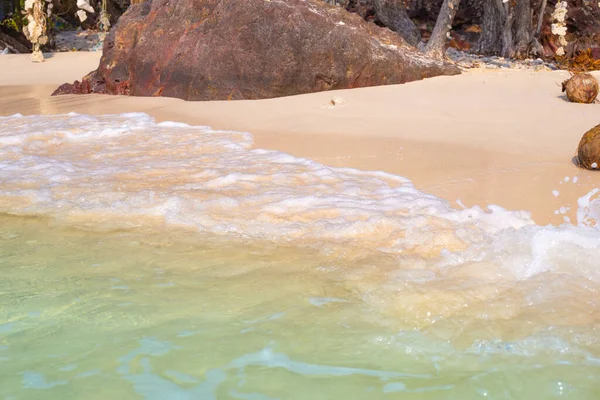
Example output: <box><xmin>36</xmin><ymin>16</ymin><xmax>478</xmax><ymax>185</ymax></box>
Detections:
<box><xmin>500</xmin><ymin>0</ymin><xmax>514</xmax><ymax>58</ymax></box>
<box><xmin>534</xmin><ymin>0</ymin><xmax>547</xmax><ymax>37</ymax></box>
<box><xmin>471</xmin><ymin>0</ymin><xmax>504</xmax><ymax>55</ymax></box>
<box><xmin>514</xmin><ymin>0</ymin><xmax>532</xmax><ymax>57</ymax></box>
<box><xmin>372</xmin><ymin>0</ymin><xmax>422</xmax><ymax>46</ymax></box>
<box><xmin>424</xmin><ymin>0</ymin><xmax>461</xmax><ymax>58</ymax></box>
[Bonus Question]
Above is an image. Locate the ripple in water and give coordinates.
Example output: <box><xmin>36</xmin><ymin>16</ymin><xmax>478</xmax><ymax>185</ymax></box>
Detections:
<box><xmin>0</xmin><ymin>113</ymin><xmax>599</xmax><ymax>398</ymax></box>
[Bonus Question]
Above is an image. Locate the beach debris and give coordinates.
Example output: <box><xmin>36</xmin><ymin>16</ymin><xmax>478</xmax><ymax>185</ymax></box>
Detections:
<box><xmin>22</xmin><ymin>0</ymin><xmax>50</xmax><ymax>62</ymax></box>
<box><xmin>54</xmin><ymin>30</ymin><xmax>104</xmax><ymax>52</ymax></box>
<box><xmin>99</xmin><ymin>0</ymin><xmax>111</xmax><ymax>33</ymax></box>
<box><xmin>21</xmin><ymin>0</ymin><xmax>96</xmax><ymax>62</ymax></box>
<box><xmin>576</xmin><ymin>124</ymin><xmax>600</xmax><ymax>170</ymax></box>
<box><xmin>567</xmin><ymin>48</ymin><xmax>600</xmax><ymax>72</ymax></box>
<box><xmin>330</xmin><ymin>96</ymin><xmax>345</xmax><ymax>106</ymax></box>
<box><xmin>76</xmin><ymin>0</ymin><xmax>95</xmax><ymax>22</ymax></box>
<box><xmin>551</xmin><ymin>1</ymin><xmax>569</xmax><ymax>57</ymax></box>
<box><xmin>446</xmin><ymin>48</ymin><xmax>558</xmax><ymax>71</ymax></box>
<box><xmin>562</xmin><ymin>72</ymin><xmax>599</xmax><ymax>104</ymax></box>
<box><xmin>0</xmin><ymin>31</ymin><xmax>33</xmax><ymax>54</ymax></box>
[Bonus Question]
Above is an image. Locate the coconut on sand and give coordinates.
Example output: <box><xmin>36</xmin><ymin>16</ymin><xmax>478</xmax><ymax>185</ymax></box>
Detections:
<box><xmin>577</xmin><ymin>124</ymin><xmax>600</xmax><ymax>170</ymax></box>
<box><xmin>562</xmin><ymin>72</ymin><xmax>599</xmax><ymax>104</ymax></box>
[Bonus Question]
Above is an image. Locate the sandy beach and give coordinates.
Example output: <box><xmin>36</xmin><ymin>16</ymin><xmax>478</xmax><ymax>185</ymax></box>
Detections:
<box><xmin>1</xmin><ymin>52</ymin><xmax>599</xmax><ymax>225</ymax></box>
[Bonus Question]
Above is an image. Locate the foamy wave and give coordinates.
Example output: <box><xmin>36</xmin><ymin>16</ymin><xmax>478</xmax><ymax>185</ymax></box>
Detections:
<box><xmin>2</xmin><ymin>112</ymin><xmax>600</xmax><ymax>345</ymax></box>
<box><xmin>0</xmin><ymin>113</ymin><xmax>598</xmax><ymax>273</ymax></box>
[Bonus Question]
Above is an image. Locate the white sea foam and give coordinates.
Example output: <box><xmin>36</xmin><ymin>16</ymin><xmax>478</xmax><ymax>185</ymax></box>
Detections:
<box><xmin>0</xmin><ymin>113</ymin><xmax>598</xmax><ymax>280</ymax></box>
<box><xmin>577</xmin><ymin>188</ymin><xmax>600</xmax><ymax>229</ymax></box>
<box><xmin>2</xmin><ymin>113</ymin><xmax>600</xmax><ymax>372</ymax></box>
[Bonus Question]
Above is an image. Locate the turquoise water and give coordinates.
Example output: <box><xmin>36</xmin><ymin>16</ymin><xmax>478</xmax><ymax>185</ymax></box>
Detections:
<box><xmin>1</xmin><ymin>113</ymin><xmax>600</xmax><ymax>399</ymax></box>
<box><xmin>1</xmin><ymin>216</ymin><xmax>599</xmax><ymax>399</ymax></box>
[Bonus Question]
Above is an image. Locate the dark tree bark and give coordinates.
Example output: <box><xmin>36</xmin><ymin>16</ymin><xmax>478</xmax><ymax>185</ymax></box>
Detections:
<box><xmin>326</xmin><ymin>0</ymin><xmax>594</xmax><ymax>59</ymax></box>
<box><xmin>321</xmin><ymin>0</ymin><xmax>466</xmax><ymax>57</ymax></box>
<box><xmin>475</xmin><ymin>0</ymin><xmax>544</xmax><ymax>57</ymax></box>
<box><xmin>471</xmin><ymin>0</ymin><xmax>504</xmax><ymax>55</ymax></box>
<box><xmin>371</xmin><ymin>0</ymin><xmax>463</xmax><ymax>57</ymax></box>
<box><xmin>471</xmin><ymin>0</ymin><xmax>546</xmax><ymax>57</ymax></box>
<box><xmin>500</xmin><ymin>0</ymin><xmax>514</xmax><ymax>57</ymax></box>
<box><xmin>514</xmin><ymin>0</ymin><xmax>532</xmax><ymax>57</ymax></box>
<box><xmin>534</xmin><ymin>0</ymin><xmax>547</xmax><ymax>37</ymax></box>
<box><xmin>424</xmin><ymin>0</ymin><xmax>461</xmax><ymax>58</ymax></box>
<box><xmin>372</xmin><ymin>0</ymin><xmax>422</xmax><ymax>46</ymax></box>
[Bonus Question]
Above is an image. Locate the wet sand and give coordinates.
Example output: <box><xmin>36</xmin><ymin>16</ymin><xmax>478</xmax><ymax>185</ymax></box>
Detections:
<box><xmin>1</xmin><ymin>52</ymin><xmax>599</xmax><ymax>225</ymax></box>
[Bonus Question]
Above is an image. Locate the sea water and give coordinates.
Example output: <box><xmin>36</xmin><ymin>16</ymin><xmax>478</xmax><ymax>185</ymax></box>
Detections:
<box><xmin>0</xmin><ymin>113</ymin><xmax>599</xmax><ymax>399</ymax></box>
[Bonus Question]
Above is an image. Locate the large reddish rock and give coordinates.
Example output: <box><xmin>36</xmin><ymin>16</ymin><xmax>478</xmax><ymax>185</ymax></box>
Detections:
<box><xmin>53</xmin><ymin>0</ymin><xmax>460</xmax><ymax>100</ymax></box>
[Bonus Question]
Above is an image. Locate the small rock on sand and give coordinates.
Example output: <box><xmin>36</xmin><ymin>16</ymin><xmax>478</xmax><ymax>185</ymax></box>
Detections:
<box><xmin>330</xmin><ymin>96</ymin><xmax>345</xmax><ymax>106</ymax></box>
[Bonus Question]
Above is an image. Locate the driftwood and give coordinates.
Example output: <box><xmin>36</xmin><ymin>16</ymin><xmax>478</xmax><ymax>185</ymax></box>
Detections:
<box><xmin>0</xmin><ymin>31</ymin><xmax>30</xmax><ymax>54</ymax></box>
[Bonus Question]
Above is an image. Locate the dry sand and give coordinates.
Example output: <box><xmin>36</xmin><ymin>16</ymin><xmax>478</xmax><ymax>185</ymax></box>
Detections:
<box><xmin>1</xmin><ymin>52</ymin><xmax>599</xmax><ymax>225</ymax></box>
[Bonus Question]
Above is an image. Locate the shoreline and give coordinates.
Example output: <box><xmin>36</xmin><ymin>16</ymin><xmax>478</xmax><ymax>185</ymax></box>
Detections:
<box><xmin>1</xmin><ymin>53</ymin><xmax>599</xmax><ymax>226</ymax></box>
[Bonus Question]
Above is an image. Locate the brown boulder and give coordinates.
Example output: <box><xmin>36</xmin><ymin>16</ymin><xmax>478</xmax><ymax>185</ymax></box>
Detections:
<box><xmin>53</xmin><ymin>0</ymin><xmax>460</xmax><ymax>101</ymax></box>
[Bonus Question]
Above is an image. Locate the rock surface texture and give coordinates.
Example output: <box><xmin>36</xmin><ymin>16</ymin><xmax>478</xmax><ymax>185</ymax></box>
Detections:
<box><xmin>53</xmin><ymin>0</ymin><xmax>460</xmax><ymax>100</ymax></box>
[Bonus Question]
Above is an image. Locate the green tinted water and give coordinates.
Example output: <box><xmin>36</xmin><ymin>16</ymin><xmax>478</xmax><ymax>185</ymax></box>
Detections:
<box><xmin>1</xmin><ymin>216</ymin><xmax>599</xmax><ymax>400</ymax></box>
